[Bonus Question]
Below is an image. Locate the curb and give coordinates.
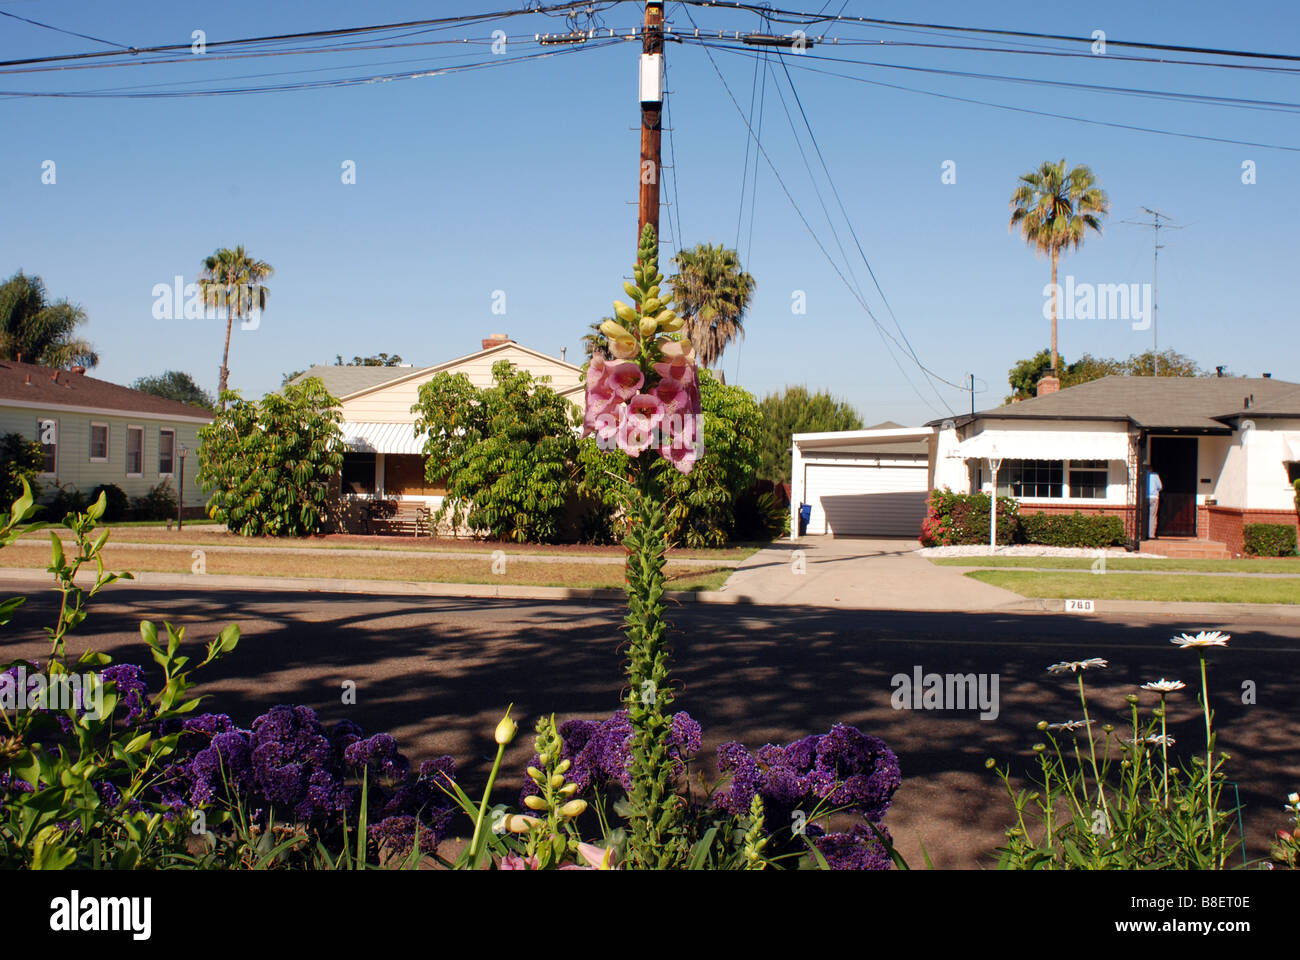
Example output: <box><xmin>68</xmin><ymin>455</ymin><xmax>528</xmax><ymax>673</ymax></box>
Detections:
<box><xmin>4</xmin><ymin>568</ymin><xmax>1294</xmax><ymax>619</ymax></box>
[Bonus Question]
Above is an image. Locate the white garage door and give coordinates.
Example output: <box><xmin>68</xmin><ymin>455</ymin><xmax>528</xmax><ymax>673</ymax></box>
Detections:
<box><xmin>804</xmin><ymin>459</ymin><xmax>929</xmax><ymax>537</ymax></box>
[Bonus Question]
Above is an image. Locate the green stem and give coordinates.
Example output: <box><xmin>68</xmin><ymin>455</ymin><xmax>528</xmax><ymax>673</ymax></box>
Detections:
<box><xmin>1200</xmin><ymin>654</ymin><xmax>1214</xmax><ymax>846</ymax></box>
<box><xmin>469</xmin><ymin>741</ymin><xmax>507</xmax><ymax>861</ymax></box>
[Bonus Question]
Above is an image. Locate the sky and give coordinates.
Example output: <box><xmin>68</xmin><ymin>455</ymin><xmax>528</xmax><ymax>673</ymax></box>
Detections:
<box><xmin>2</xmin><ymin>0</ymin><xmax>1297</xmax><ymax>425</ymax></box>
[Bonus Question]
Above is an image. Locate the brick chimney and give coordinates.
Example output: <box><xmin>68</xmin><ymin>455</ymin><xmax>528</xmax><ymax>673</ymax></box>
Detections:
<box><xmin>481</xmin><ymin>333</ymin><xmax>512</xmax><ymax>350</ymax></box>
<box><xmin>1036</xmin><ymin>375</ymin><xmax>1061</xmax><ymax>396</ymax></box>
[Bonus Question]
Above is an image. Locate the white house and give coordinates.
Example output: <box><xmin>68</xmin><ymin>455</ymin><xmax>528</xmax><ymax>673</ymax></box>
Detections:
<box><xmin>293</xmin><ymin>334</ymin><xmax>584</xmax><ymax>529</ymax></box>
<box><xmin>791</xmin><ymin>376</ymin><xmax>1300</xmax><ymax>556</ymax></box>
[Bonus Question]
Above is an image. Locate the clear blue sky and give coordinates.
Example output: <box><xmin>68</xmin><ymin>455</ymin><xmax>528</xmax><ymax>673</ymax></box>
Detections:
<box><xmin>2</xmin><ymin>0</ymin><xmax>1296</xmax><ymax>423</ymax></box>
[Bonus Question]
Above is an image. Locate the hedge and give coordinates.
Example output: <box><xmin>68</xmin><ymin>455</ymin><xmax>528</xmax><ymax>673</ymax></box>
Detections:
<box><xmin>920</xmin><ymin>489</ymin><xmax>1020</xmax><ymax>546</ymax></box>
<box><xmin>1021</xmin><ymin>511</ymin><xmax>1127</xmax><ymax>548</ymax></box>
<box><xmin>1242</xmin><ymin>522</ymin><xmax>1298</xmax><ymax>557</ymax></box>
<box><xmin>920</xmin><ymin>490</ymin><xmax>1128</xmax><ymax>548</ymax></box>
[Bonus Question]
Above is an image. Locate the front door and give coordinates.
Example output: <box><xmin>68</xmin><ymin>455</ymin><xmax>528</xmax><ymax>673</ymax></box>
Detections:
<box><xmin>1150</xmin><ymin>437</ymin><xmax>1198</xmax><ymax>537</ymax></box>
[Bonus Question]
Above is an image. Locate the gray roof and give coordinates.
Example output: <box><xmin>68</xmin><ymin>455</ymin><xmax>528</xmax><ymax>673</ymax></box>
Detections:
<box><xmin>1223</xmin><ymin>386</ymin><xmax>1300</xmax><ymax>419</ymax></box>
<box><xmin>926</xmin><ymin>375</ymin><xmax>1300</xmax><ymax>432</ymax></box>
<box><xmin>291</xmin><ymin>365</ymin><xmax>416</xmax><ymax>398</ymax></box>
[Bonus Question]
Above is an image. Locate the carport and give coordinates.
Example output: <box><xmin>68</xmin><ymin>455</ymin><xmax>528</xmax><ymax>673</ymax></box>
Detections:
<box><xmin>790</xmin><ymin>424</ymin><xmax>936</xmax><ymax>538</ymax></box>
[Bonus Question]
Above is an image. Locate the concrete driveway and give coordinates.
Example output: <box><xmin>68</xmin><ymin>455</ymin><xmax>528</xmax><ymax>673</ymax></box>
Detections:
<box><xmin>715</xmin><ymin>537</ymin><xmax>1028</xmax><ymax>611</ymax></box>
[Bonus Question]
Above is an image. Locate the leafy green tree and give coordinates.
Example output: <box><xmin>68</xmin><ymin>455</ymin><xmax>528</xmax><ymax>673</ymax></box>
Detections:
<box><xmin>1009</xmin><ymin>159</ymin><xmax>1110</xmax><ymax>374</ymax></box>
<box><xmin>1007</xmin><ymin>348</ymin><xmax>1201</xmax><ymax>401</ymax></box>
<box><xmin>0</xmin><ymin>271</ymin><xmax>98</xmax><ymax>368</ymax></box>
<box><xmin>0</xmin><ymin>433</ymin><xmax>43</xmax><ymax>505</ymax></box>
<box><xmin>335</xmin><ymin>353</ymin><xmax>404</xmax><ymax>367</ymax></box>
<box><xmin>131</xmin><ymin>370</ymin><xmax>215</xmax><ymax>409</ymax></box>
<box><xmin>197</xmin><ymin>377</ymin><xmax>344</xmax><ymax>536</ymax></box>
<box><xmin>1125</xmin><ymin>349</ymin><xmax>1201</xmax><ymax>378</ymax></box>
<box><xmin>198</xmin><ymin>246</ymin><xmax>273</xmax><ymax>397</ymax></box>
<box><xmin>757</xmin><ymin>386</ymin><xmax>864</xmax><ymax>484</ymax></box>
<box><xmin>412</xmin><ymin>360</ymin><xmax>577</xmax><ymax>543</ymax></box>
<box><xmin>577</xmin><ymin>369</ymin><xmax>763</xmax><ymax>547</ymax></box>
<box><xmin>669</xmin><ymin>243</ymin><xmax>756</xmax><ymax>369</ymax></box>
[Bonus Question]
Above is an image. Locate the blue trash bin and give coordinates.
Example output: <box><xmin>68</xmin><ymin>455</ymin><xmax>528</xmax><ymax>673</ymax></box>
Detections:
<box><xmin>798</xmin><ymin>503</ymin><xmax>812</xmax><ymax>536</ymax></box>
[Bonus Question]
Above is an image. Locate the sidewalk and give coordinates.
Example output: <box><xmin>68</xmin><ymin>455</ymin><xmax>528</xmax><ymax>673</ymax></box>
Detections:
<box><xmin>711</xmin><ymin>537</ymin><xmax>1031</xmax><ymax>611</ymax></box>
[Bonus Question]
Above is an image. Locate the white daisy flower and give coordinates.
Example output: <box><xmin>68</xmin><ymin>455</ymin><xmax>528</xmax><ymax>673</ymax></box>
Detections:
<box><xmin>1047</xmin><ymin>658</ymin><xmax>1109</xmax><ymax>674</ymax></box>
<box><xmin>1047</xmin><ymin>720</ymin><xmax>1095</xmax><ymax>732</ymax></box>
<box><xmin>1141</xmin><ymin>679</ymin><xmax>1187</xmax><ymax>693</ymax></box>
<box><xmin>1170</xmin><ymin>631</ymin><xmax>1230</xmax><ymax>649</ymax></box>
<box><xmin>1288</xmin><ymin>792</ymin><xmax>1299</xmax><ymax>805</ymax></box>
<box><xmin>1137</xmin><ymin>734</ymin><xmax>1176</xmax><ymax>746</ymax></box>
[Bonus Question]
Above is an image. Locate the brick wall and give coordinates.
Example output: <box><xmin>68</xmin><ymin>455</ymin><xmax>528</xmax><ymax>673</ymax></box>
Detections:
<box><xmin>1207</xmin><ymin>506</ymin><xmax>1300</xmax><ymax>555</ymax></box>
<box><xmin>1017</xmin><ymin>501</ymin><xmax>1138</xmax><ymax>541</ymax></box>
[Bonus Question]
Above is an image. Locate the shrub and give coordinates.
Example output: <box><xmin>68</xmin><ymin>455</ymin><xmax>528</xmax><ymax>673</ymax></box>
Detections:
<box><xmin>1242</xmin><ymin>522</ymin><xmax>1297</xmax><ymax>557</ymax></box>
<box><xmin>1021</xmin><ymin>511</ymin><xmax>1126</xmax><ymax>548</ymax></box>
<box><xmin>197</xmin><ymin>377</ymin><xmax>345</xmax><ymax>536</ymax></box>
<box><xmin>88</xmin><ymin>483</ymin><xmax>130</xmax><ymax>522</ymax></box>
<box><xmin>132</xmin><ymin>478</ymin><xmax>178</xmax><ymax>521</ymax></box>
<box><xmin>39</xmin><ymin>484</ymin><xmax>91</xmax><ymax>522</ymax></box>
<box><xmin>920</xmin><ymin>488</ymin><xmax>1019</xmax><ymax>546</ymax></box>
<box><xmin>0</xmin><ymin>433</ymin><xmax>42</xmax><ymax>506</ymax></box>
<box><xmin>413</xmin><ymin>360</ymin><xmax>578</xmax><ymax>543</ymax></box>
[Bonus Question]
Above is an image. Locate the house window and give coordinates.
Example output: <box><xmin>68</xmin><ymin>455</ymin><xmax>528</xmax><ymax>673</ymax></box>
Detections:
<box><xmin>37</xmin><ymin>418</ymin><xmax>57</xmax><ymax>475</ymax></box>
<box><xmin>1288</xmin><ymin>462</ymin><xmax>1300</xmax><ymax>485</ymax></box>
<box><xmin>126</xmin><ymin>427</ymin><xmax>144</xmax><ymax>476</ymax></box>
<box><xmin>997</xmin><ymin>459</ymin><xmax>1064</xmax><ymax>498</ymax></box>
<box><xmin>159</xmin><ymin>429</ymin><xmax>175</xmax><ymax>475</ymax></box>
<box><xmin>89</xmin><ymin>423</ymin><xmax>109</xmax><ymax>462</ymax></box>
<box><xmin>1068</xmin><ymin>460</ymin><xmax>1109</xmax><ymax>499</ymax></box>
<box><xmin>341</xmin><ymin>453</ymin><xmax>376</xmax><ymax>495</ymax></box>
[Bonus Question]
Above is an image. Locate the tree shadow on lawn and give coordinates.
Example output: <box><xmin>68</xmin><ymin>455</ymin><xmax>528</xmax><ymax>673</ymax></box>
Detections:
<box><xmin>6</xmin><ymin>586</ymin><xmax>1298</xmax><ymax>869</ymax></box>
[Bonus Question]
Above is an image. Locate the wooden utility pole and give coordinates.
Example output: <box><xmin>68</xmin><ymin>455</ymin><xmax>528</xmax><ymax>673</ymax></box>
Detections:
<box><xmin>637</xmin><ymin>2</ymin><xmax>664</xmax><ymax>247</ymax></box>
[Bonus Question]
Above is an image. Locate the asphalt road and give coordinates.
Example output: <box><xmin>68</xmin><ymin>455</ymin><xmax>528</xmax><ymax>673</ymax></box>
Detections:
<box><xmin>5</xmin><ymin>579</ymin><xmax>1299</xmax><ymax>869</ymax></box>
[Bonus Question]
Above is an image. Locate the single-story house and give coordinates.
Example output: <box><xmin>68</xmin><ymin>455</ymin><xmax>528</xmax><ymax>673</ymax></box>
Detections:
<box><xmin>292</xmin><ymin>334</ymin><xmax>584</xmax><ymax>527</ymax></box>
<box><xmin>791</xmin><ymin>376</ymin><xmax>1300</xmax><ymax>556</ymax></box>
<box><xmin>0</xmin><ymin>359</ymin><xmax>213</xmax><ymax>511</ymax></box>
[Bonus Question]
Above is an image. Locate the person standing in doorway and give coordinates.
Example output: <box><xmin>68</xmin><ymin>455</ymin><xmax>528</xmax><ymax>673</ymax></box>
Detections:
<box><xmin>1146</xmin><ymin>465</ymin><xmax>1163</xmax><ymax>538</ymax></box>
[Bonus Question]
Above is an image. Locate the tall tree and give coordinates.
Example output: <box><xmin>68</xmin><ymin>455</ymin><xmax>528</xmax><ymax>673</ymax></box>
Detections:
<box><xmin>334</xmin><ymin>353</ymin><xmax>403</xmax><ymax>367</ymax></box>
<box><xmin>131</xmin><ymin>370</ymin><xmax>216</xmax><ymax>409</ymax></box>
<box><xmin>198</xmin><ymin>246</ymin><xmax>273</xmax><ymax>398</ymax></box>
<box><xmin>1008</xmin><ymin>160</ymin><xmax>1109</xmax><ymax>375</ymax></box>
<box><xmin>0</xmin><ymin>271</ymin><xmax>98</xmax><ymax>368</ymax></box>
<box><xmin>669</xmin><ymin>243</ymin><xmax>755</xmax><ymax>370</ymax></box>
<box><xmin>1006</xmin><ymin>347</ymin><xmax>1202</xmax><ymax>401</ymax></box>
<box><xmin>757</xmin><ymin>386</ymin><xmax>864</xmax><ymax>484</ymax></box>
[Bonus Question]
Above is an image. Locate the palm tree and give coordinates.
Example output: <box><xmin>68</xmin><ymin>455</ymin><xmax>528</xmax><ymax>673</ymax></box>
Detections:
<box><xmin>0</xmin><ymin>271</ymin><xmax>98</xmax><ymax>368</ymax></box>
<box><xmin>198</xmin><ymin>245</ymin><xmax>273</xmax><ymax>398</ymax></box>
<box><xmin>1009</xmin><ymin>159</ymin><xmax>1109</xmax><ymax>375</ymax></box>
<box><xmin>669</xmin><ymin>243</ymin><xmax>756</xmax><ymax>370</ymax></box>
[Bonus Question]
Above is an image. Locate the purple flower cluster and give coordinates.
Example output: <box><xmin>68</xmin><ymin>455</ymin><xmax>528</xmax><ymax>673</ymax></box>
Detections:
<box><xmin>149</xmin><ymin>702</ymin><xmax>458</xmax><ymax>857</ymax></box>
<box><xmin>520</xmin><ymin>709</ymin><xmax>701</xmax><ymax>802</ymax></box>
<box><xmin>714</xmin><ymin>723</ymin><xmax>900</xmax><ymax>820</ymax></box>
<box><xmin>713</xmin><ymin>723</ymin><xmax>900</xmax><ymax>870</ymax></box>
<box><xmin>100</xmin><ymin>665</ymin><xmax>154</xmax><ymax>727</ymax></box>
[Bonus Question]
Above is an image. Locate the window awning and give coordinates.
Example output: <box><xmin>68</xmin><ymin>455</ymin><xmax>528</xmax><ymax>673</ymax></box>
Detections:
<box><xmin>1283</xmin><ymin>432</ymin><xmax>1300</xmax><ymax>461</ymax></box>
<box><xmin>341</xmin><ymin>421</ymin><xmax>426</xmax><ymax>455</ymax></box>
<box><xmin>949</xmin><ymin>428</ymin><xmax>1131</xmax><ymax>461</ymax></box>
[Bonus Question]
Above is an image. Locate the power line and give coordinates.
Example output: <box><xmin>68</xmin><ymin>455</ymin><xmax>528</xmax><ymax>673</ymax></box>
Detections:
<box><xmin>692</xmin><ymin>39</ymin><xmax>1300</xmax><ymax>153</ymax></box>
<box><xmin>0</xmin><ymin>9</ymin><xmax>127</xmax><ymax>50</ymax></box>
<box><xmin>679</xmin><ymin>3</ymin><xmax>946</xmax><ymax>416</ymax></box>
<box><xmin>677</xmin><ymin>2</ymin><xmax>1300</xmax><ymax>62</ymax></box>
<box><xmin>678</xmin><ymin>38</ymin><xmax>1300</xmax><ymax>114</ymax></box>
<box><xmin>0</xmin><ymin>1</ymin><xmax>622</xmax><ymax>69</ymax></box>
<box><xmin>0</xmin><ymin>39</ymin><xmax>622</xmax><ymax>99</ymax></box>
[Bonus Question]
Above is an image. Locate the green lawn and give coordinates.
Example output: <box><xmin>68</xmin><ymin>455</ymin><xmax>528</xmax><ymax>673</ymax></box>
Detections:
<box><xmin>968</xmin><ymin>569</ymin><xmax>1300</xmax><ymax>604</ymax></box>
<box><xmin>931</xmin><ymin>555</ymin><xmax>1300</xmax><ymax>574</ymax></box>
